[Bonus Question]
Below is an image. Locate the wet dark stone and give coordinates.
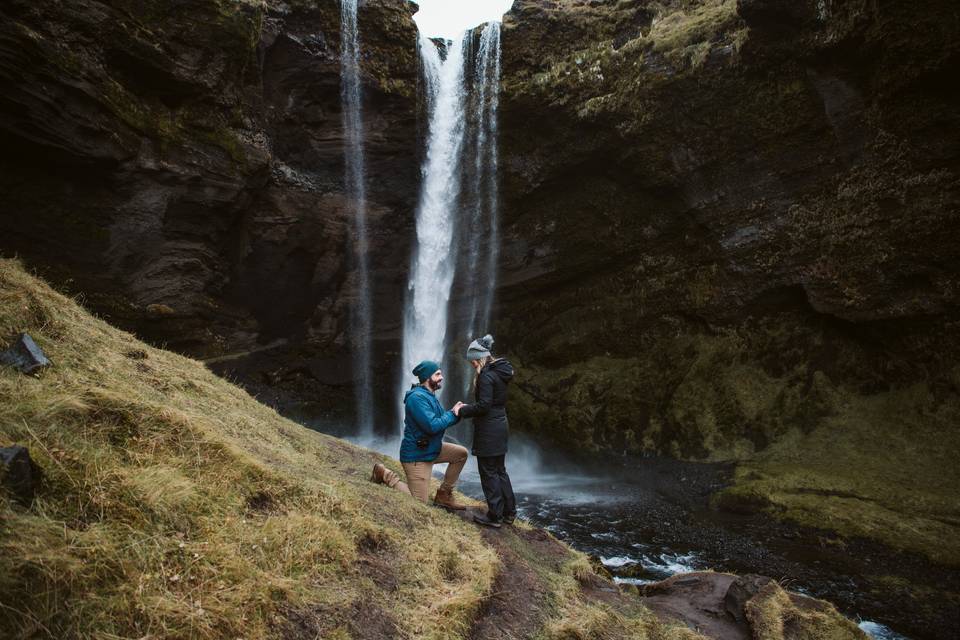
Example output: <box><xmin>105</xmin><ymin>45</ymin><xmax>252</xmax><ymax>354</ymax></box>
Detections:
<box><xmin>0</xmin><ymin>445</ymin><xmax>42</xmax><ymax>506</ymax></box>
<box><xmin>724</xmin><ymin>574</ymin><xmax>773</xmax><ymax>625</ymax></box>
<box><xmin>0</xmin><ymin>333</ymin><xmax>51</xmax><ymax>375</ymax></box>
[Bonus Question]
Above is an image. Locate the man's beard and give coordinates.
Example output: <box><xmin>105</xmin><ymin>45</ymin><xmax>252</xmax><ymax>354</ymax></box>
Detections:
<box><xmin>427</xmin><ymin>379</ymin><xmax>442</xmax><ymax>392</ymax></box>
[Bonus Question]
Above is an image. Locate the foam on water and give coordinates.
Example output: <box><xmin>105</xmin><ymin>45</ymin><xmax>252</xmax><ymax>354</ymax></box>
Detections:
<box><xmin>858</xmin><ymin>621</ymin><xmax>911</xmax><ymax>640</ymax></box>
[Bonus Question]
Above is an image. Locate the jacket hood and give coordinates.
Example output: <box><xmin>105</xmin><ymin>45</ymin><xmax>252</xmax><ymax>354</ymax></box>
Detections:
<box><xmin>404</xmin><ymin>384</ymin><xmax>426</xmax><ymax>403</ymax></box>
<box><xmin>486</xmin><ymin>358</ymin><xmax>514</xmax><ymax>383</ymax></box>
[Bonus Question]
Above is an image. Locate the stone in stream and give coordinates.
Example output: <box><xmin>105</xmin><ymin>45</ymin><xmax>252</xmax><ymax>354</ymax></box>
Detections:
<box><xmin>0</xmin><ymin>445</ymin><xmax>43</xmax><ymax>506</ymax></box>
<box><xmin>0</xmin><ymin>333</ymin><xmax>51</xmax><ymax>375</ymax></box>
<box><xmin>638</xmin><ymin>571</ymin><xmax>867</xmax><ymax>640</ymax></box>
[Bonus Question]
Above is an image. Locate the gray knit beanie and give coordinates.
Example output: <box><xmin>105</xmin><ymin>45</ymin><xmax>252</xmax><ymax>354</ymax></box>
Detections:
<box><xmin>465</xmin><ymin>334</ymin><xmax>494</xmax><ymax>360</ymax></box>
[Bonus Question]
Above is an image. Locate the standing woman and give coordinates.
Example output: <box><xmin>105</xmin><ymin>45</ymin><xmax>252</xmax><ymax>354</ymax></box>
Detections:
<box><xmin>460</xmin><ymin>335</ymin><xmax>517</xmax><ymax>528</ymax></box>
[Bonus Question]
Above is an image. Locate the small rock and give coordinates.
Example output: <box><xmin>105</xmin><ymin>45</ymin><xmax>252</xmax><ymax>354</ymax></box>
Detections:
<box><xmin>146</xmin><ymin>303</ymin><xmax>176</xmax><ymax>316</ymax></box>
<box><xmin>0</xmin><ymin>333</ymin><xmax>51</xmax><ymax>375</ymax></box>
<box><xmin>0</xmin><ymin>445</ymin><xmax>43</xmax><ymax>506</ymax></box>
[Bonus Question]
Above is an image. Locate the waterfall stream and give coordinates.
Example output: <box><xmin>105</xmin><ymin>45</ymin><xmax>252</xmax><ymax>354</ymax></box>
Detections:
<box><xmin>339</xmin><ymin>0</ymin><xmax>374</xmax><ymax>434</ymax></box>
<box><xmin>401</xmin><ymin>21</ymin><xmax>505</xmax><ymax>413</ymax></box>
<box><xmin>401</xmin><ymin>34</ymin><xmax>469</xmax><ymax>407</ymax></box>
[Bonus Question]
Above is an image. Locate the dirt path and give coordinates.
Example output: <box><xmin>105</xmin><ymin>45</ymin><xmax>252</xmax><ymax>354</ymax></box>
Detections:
<box><xmin>457</xmin><ymin>508</ymin><xmax>563</xmax><ymax>640</ymax></box>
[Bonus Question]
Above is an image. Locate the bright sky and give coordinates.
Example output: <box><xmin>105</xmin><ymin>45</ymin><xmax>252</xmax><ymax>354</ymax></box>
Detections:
<box><xmin>410</xmin><ymin>0</ymin><xmax>514</xmax><ymax>40</ymax></box>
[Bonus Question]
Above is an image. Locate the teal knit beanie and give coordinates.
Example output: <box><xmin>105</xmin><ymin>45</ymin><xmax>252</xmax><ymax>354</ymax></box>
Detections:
<box><xmin>413</xmin><ymin>360</ymin><xmax>440</xmax><ymax>383</ymax></box>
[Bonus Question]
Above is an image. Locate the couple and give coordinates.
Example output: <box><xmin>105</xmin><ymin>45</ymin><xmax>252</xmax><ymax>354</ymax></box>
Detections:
<box><xmin>372</xmin><ymin>335</ymin><xmax>516</xmax><ymax>528</ymax></box>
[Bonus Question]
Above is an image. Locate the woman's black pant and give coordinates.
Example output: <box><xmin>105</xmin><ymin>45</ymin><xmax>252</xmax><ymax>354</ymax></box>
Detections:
<box><xmin>477</xmin><ymin>455</ymin><xmax>516</xmax><ymax>521</ymax></box>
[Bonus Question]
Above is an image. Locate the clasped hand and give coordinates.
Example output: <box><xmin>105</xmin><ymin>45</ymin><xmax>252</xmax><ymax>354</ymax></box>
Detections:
<box><xmin>451</xmin><ymin>401</ymin><xmax>466</xmax><ymax>416</ymax></box>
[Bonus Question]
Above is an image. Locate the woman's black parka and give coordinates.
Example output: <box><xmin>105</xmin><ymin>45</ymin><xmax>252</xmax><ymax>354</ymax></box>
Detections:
<box><xmin>460</xmin><ymin>359</ymin><xmax>515</xmax><ymax>457</ymax></box>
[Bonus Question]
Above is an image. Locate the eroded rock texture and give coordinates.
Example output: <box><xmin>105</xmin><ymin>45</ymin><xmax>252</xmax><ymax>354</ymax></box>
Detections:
<box><xmin>0</xmin><ymin>0</ymin><xmax>418</xmax><ymax>364</ymax></box>
<box><xmin>494</xmin><ymin>0</ymin><xmax>960</xmax><ymax>460</ymax></box>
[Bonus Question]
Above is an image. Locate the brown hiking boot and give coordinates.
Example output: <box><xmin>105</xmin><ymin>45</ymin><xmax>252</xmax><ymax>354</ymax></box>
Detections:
<box><xmin>371</xmin><ymin>463</ymin><xmax>401</xmax><ymax>488</ymax></box>
<box><xmin>433</xmin><ymin>486</ymin><xmax>467</xmax><ymax>511</ymax></box>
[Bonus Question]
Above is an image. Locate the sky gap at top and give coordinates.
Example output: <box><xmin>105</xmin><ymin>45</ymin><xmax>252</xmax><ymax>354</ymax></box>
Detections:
<box><xmin>410</xmin><ymin>0</ymin><xmax>514</xmax><ymax>40</ymax></box>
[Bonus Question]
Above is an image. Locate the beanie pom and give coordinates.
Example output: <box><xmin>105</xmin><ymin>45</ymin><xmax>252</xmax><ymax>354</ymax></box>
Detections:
<box><xmin>478</xmin><ymin>334</ymin><xmax>494</xmax><ymax>350</ymax></box>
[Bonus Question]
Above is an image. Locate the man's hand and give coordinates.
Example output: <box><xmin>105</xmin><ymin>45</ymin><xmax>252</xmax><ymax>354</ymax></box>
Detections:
<box><xmin>452</xmin><ymin>401</ymin><xmax>465</xmax><ymax>416</ymax></box>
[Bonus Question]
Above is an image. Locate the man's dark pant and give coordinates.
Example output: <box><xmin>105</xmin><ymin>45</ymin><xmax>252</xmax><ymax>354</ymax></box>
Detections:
<box><xmin>477</xmin><ymin>455</ymin><xmax>516</xmax><ymax>521</ymax></box>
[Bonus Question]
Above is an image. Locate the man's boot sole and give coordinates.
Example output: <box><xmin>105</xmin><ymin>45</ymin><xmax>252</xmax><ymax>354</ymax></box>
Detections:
<box><xmin>433</xmin><ymin>501</ymin><xmax>466</xmax><ymax>511</ymax></box>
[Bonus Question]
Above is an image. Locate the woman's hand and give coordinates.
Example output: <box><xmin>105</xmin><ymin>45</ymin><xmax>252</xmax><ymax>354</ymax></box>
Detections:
<box><xmin>452</xmin><ymin>401</ymin><xmax>465</xmax><ymax>416</ymax></box>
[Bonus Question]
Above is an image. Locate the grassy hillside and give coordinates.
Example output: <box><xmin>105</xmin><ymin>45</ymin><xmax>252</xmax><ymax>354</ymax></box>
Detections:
<box><xmin>0</xmin><ymin>258</ymin><xmax>700</xmax><ymax>639</ymax></box>
<box><xmin>0</xmin><ymin>259</ymin><xmax>873</xmax><ymax>639</ymax></box>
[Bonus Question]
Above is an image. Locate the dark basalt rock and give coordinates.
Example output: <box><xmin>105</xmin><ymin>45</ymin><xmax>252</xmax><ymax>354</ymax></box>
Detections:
<box><xmin>736</xmin><ymin>0</ymin><xmax>818</xmax><ymax>33</ymax></box>
<box><xmin>0</xmin><ymin>445</ymin><xmax>42</xmax><ymax>506</ymax></box>
<box><xmin>0</xmin><ymin>0</ymin><xmax>419</xmax><ymax>369</ymax></box>
<box><xmin>0</xmin><ymin>333</ymin><xmax>51</xmax><ymax>375</ymax></box>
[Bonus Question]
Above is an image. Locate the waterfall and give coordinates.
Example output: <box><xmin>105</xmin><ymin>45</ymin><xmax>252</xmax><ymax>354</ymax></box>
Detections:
<box><xmin>339</xmin><ymin>0</ymin><xmax>374</xmax><ymax>434</ymax></box>
<box><xmin>467</xmin><ymin>22</ymin><xmax>502</xmax><ymax>349</ymax></box>
<box><xmin>399</xmin><ymin>3</ymin><xmax>511</xmax><ymax>427</ymax></box>
<box><xmin>454</xmin><ymin>22</ymin><xmax>502</xmax><ymax>400</ymax></box>
<box><xmin>401</xmin><ymin>34</ymin><xmax>469</xmax><ymax>401</ymax></box>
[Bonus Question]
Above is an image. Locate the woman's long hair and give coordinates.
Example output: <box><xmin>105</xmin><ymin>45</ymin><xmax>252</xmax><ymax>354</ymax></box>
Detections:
<box><xmin>471</xmin><ymin>354</ymin><xmax>497</xmax><ymax>391</ymax></box>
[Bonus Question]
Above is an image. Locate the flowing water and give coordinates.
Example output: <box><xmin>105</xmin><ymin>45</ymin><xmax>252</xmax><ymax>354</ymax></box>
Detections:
<box><xmin>400</xmin><ymin>17</ymin><xmax>506</xmax><ymax>414</ymax></box>
<box><xmin>401</xmin><ymin>33</ymin><xmax>469</xmax><ymax>407</ymax></box>
<box><xmin>339</xmin><ymin>0</ymin><xmax>374</xmax><ymax>434</ymax></box>
<box><xmin>451</xmin><ymin>448</ymin><xmax>916</xmax><ymax>640</ymax></box>
<box><xmin>461</xmin><ymin>23</ymin><xmax>502</xmax><ymax>348</ymax></box>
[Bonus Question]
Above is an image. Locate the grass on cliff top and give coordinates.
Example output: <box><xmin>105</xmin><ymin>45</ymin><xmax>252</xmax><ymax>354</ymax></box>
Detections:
<box><xmin>0</xmin><ymin>259</ymin><xmax>706</xmax><ymax>640</ymax></box>
<box><xmin>515</xmin><ymin>0</ymin><xmax>744</xmax><ymax>105</ymax></box>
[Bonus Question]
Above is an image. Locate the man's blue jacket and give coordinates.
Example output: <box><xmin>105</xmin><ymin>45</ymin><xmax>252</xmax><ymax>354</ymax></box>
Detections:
<box><xmin>400</xmin><ymin>385</ymin><xmax>458</xmax><ymax>462</ymax></box>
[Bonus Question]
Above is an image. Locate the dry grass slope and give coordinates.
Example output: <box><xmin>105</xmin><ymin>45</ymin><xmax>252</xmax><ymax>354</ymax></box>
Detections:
<box><xmin>0</xmin><ymin>259</ymin><xmax>707</xmax><ymax>640</ymax></box>
<box><xmin>0</xmin><ymin>258</ymin><xmax>496</xmax><ymax>639</ymax></box>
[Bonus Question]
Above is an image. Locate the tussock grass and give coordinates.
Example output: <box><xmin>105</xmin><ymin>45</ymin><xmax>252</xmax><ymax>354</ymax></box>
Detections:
<box><xmin>745</xmin><ymin>581</ymin><xmax>865</xmax><ymax>640</ymax></box>
<box><xmin>0</xmin><ymin>258</ymin><xmax>496</xmax><ymax>639</ymax></box>
<box><xmin>543</xmin><ymin>600</ymin><xmax>703</xmax><ymax>640</ymax></box>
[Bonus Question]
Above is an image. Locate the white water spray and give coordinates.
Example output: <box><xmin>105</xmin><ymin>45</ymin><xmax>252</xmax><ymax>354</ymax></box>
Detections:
<box><xmin>399</xmin><ymin>4</ymin><xmax>511</xmax><ymax>425</ymax></box>
<box><xmin>339</xmin><ymin>0</ymin><xmax>374</xmax><ymax>434</ymax></box>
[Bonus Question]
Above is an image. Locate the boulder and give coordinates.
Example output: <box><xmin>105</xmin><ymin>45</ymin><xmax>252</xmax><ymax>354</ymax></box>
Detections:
<box><xmin>723</xmin><ymin>574</ymin><xmax>774</xmax><ymax>625</ymax></box>
<box><xmin>0</xmin><ymin>445</ymin><xmax>42</xmax><ymax>506</ymax></box>
<box><xmin>0</xmin><ymin>333</ymin><xmax>51</xmax><ymax>375</ymax></box>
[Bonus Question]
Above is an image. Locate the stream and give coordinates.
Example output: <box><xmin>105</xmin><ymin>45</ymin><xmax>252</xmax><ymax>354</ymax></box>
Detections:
<box><xmin>449</xmin><ymin>436</ymin><xmax>936</xmax><ymax>640</ymax></box>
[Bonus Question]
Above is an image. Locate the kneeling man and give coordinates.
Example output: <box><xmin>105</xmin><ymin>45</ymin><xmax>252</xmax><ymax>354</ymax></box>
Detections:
<box><xmin>372</xmin><ymin>360</ymin><xmax>467</xmax><ymax>510</ymax></box>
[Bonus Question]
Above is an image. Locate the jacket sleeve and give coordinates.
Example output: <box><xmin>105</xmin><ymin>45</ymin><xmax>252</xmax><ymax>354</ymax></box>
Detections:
<box><xmin>408</xmin><ymin>393</ymin><xmax>458</xmax><ymax>435</ymax></box>
<box><xmin>460</xmin><ymin>372</ymin><xmax>493</xmax><ymax>419</ymax></box>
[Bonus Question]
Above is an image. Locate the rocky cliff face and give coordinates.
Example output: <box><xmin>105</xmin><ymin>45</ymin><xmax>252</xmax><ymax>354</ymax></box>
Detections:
<box><xmin>494</xmin><ymin>0</ymin><xmax>960</xmax><ymax>460</ymax></box>
<box><xmin>0</xmin><ymin>0</ymin><xmax>418</xmax><ymax>362</ymax></box>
